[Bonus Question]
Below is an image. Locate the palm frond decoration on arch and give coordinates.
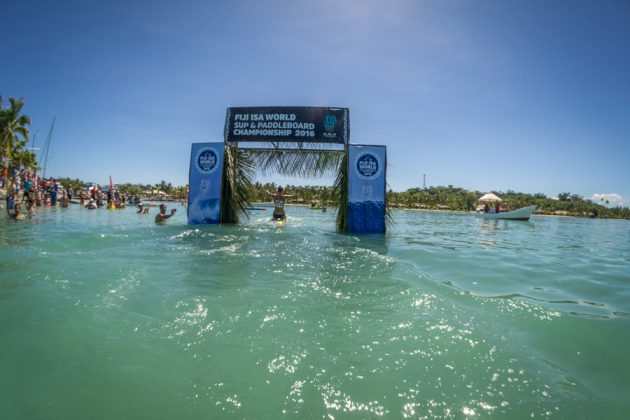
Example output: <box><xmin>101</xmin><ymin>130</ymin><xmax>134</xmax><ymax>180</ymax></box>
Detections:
<box><xmin>333</xmin><ymin>146</ymin><xmax>349</xmax><ymax>232</ymax></box>
<box><xmin>220</xmin><ymin>144</ymin><xmax>256</xmax><ymax>224</ymax></box>
<box><xmin>220</xmin><ymin>145</ymin><xmax>347</xmax><ymax>228</ymax></box>
<box><xmin>247</xmin><ymin>148</ymin><xmax>344</xmax><ymax>179</ymax></box>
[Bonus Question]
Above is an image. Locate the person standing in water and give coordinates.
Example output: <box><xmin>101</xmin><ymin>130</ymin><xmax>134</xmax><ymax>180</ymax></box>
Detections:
<box><xmin>266</xmin><ymin>186</ymin><xmax>294</xmax><ymax>221</ymax></box>
<box><xmin>137</xmin><ymin>203</ymin><xmax>149</xmax><ymax>214</ymax></box>
<box><xmin>155</xmin><ymin>204</ymin><xmax>176</xmax><ymax>224</ymax></box>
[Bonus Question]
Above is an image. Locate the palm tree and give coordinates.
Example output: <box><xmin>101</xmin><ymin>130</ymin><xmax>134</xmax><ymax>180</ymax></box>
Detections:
<box><xmin>156</xmin><ymin>180</ymin><xmax>168</xmax><ymax>193</ymax></box>
<box><xmin>1</xmin><ymin>97</ymin><xmax>32</xmax><ymax>186</ymax></box>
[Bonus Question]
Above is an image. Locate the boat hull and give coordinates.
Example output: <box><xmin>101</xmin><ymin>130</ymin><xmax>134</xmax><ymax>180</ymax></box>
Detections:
<box><xmin>477</xmin><ymin>205</ymin><xmax>536</xmax><ymax>220</ymax></box>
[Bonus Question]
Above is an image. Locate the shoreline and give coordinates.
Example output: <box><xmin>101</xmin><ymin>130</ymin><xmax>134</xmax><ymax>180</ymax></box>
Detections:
<box><xmin>278</xmin><ymin>203</ymin><xmax>628</xmax><ymax>220</ymax></box>
<box><xmin>2</xmin><ymin>192</ymin><xmax>626</xmax><ymax>220</ymax></box>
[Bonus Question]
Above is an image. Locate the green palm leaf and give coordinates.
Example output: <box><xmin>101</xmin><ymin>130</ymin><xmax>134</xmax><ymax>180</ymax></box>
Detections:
<box><xmin>220</xmin><ymin>145</ymin><xmax>256</xmax><ymax>223</ymax></box>
<box><xmin>1</xmin><ymin>97</ymin><xmax>32</xmax><ymax>200</ymax></box>
<box><xmin>246</xmin><ymin>149</ymin><xmax>343</xmax><ymax>178</ymax></box>
<box><xmin>219</xmin><ymin>144</ymin><xmax>388</xmax><ymax>232</ymax></box>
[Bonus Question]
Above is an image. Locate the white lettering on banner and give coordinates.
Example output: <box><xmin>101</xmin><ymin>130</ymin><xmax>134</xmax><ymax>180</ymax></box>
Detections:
<box><xmin>232</xmin><ymin>127</ymin><xmax>316</xmax><ymax>137</ymax></box>
<box><xmin>359</xmin><ymin>160</ymin><xmax>377</xmax><ymax>172</ymax></box>
<box><xmin>200</xmin><ymin>178</ymin><xmax>211</xmax><ymax>190</ymax></box>
<box><xmin>354</xmin><ymin>152</ymin><xmax>382</xmax><ymax>180</ymax></box>
<box><xmin>264</xmin><ymin>113</ymin><xmax>297</xmax><ymax>121</ymax></box>
<box><xmin>231</xmin><ymin>111</ymin><xmax>330</xmax><ymax>138</ymax></box>
<box><xmin>255</xmin><ymin>121</ymin><xmax>315</xmax><ymax>129</ymax></box>
<box><xmin>233</xmin><ymin>129</ymin><xmax>293</xmax><ymax>136</ymax></box>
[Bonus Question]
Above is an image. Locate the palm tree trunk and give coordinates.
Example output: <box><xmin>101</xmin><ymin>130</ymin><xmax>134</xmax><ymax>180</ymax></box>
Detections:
<box><xmin>334</xmin><ymin>145</ymin><xmax>349</xmax><ymax>232</ymax></box>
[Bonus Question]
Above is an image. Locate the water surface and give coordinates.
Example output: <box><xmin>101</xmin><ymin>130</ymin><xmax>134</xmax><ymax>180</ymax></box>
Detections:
<box><xmin>1</xmin><ymin>205</ymin><xmax>629</xmax><ymax>418</ymax></box>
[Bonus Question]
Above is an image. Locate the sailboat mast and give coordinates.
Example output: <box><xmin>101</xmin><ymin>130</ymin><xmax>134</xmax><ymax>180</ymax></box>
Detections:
<box><xmin>41</xmin><ymin>115</ymin><xmax>56</xmax><ymax>179</ymax></box>
<box><xmin>30</xmin><ymin>129</ymin><xmax>39</xmax><ymax>152</ymax></box>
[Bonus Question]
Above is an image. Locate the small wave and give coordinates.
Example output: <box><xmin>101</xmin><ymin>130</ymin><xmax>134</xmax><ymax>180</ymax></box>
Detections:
<box><xmin>441</xmin><ymin>282</ymin><xmax>623</xmax><ymax>319</ymax></box>
<box><xmin>567</xmin><ymin>311</ymin><xmax>610</xmax><ymax>319</ymax></box>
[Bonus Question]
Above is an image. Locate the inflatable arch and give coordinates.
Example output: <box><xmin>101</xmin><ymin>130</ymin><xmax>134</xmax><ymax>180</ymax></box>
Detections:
<box><xmin>187</xmin><ymin>106</ymin><xmax>387</xmax><ymax>233</ymax></box>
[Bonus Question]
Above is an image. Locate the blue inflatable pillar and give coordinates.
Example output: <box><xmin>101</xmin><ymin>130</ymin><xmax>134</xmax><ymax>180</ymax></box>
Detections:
<box><xmin>187</xmin><ymin>142</ymin><xmax>224</xmax><ymax>224</ymax></box>
<box><xmin>347</xmin><ymin>144</ymin><xmax>387</xmax><ymax>233</ymax></box>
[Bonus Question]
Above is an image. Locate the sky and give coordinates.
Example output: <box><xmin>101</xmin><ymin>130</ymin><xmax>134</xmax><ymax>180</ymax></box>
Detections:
<box><xmin>2</xmin><ymin>0</ymin><xmax>630</xmax><ymax>206</ymax></box>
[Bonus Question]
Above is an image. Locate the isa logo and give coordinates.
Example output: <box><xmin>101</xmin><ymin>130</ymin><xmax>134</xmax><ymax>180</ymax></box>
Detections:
<box><xmin>324</xmin><ymin>114</ymin><xmax>337</xmax><ymax>132</ymax></box>
<box><xmin>196</xmin><ymin>147</ymin><xmax>219</xmax><ymax>175</ymax></box>
<box><xmin>355</xmin><ymin>153</ymin><xmax>382</xmax><ymax>180</ymax></box>
<box><xmin>323</xmin><ymin>114</ymin><xmax>337</xmax><ymax>139</ymax></box>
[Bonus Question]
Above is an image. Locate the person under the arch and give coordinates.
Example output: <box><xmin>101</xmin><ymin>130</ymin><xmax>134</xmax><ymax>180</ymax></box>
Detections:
<box><xmin>266</xmin><ymin>186</ymin><xmax>294</xmax><ymax>222</ymax></box>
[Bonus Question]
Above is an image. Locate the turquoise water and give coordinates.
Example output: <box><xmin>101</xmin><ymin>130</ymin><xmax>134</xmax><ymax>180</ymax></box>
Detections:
<box><xmin>1</xmin><ymin>205</ymin><xmax>629</xmax><ymax>419</ymax></box>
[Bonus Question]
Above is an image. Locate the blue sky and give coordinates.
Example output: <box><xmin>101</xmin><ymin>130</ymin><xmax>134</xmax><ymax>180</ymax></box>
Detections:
<box><xmin>3</xmin><ymin>0</ymin><xmax>629</xmax><ymax>205</ymax></box>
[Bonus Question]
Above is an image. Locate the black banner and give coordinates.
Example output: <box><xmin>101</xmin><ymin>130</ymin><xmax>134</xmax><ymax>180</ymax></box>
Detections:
<box><xmin>225</xmin><ymin>106</ymin><xmax>349</xmax><ymax>144</ymax></box>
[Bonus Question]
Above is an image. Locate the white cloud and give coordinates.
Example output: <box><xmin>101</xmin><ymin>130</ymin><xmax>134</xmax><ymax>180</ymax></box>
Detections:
<box><xmin>592</xmin><ymin>193</ymin><xmax>624</xmax><ymax>205</ymax></box>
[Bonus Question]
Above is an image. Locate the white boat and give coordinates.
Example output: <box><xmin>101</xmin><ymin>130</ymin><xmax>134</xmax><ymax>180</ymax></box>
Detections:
<box><xmin>477</xmin><ymin>205</ymin><xmax>536</xmax><ymax>220</ymax></box>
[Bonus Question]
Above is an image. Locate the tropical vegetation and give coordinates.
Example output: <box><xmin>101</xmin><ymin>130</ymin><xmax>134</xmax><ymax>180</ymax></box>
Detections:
<box><xmin>49</xmin><ymin>180</ymin><xmax>630</xmax><ymax>220</ymax></box>
<box><xmin>384</xmin><ymin>185</ymin><xmax>630</xmax><ymax>219</ymax></box>
<box><xmin>246</xmin><ymin>184</ymin><xmax>629</xmax><ymax>219</ymax></box>
<box><xmin>55</xmin><ymin>178</ymin><xmax>189</xmax><ymax>200</ymax></box>
<box><xmin>1</xmin><ymin>97</ymin><xmax>37</xmax><ymax>182</ymax></box>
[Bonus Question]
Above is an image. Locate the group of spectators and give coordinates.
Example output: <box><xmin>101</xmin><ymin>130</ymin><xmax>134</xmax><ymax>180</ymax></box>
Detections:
<box><xmin>3</xmin><ymin>172</ymin><xmax>178</xmax><ymax>224</ymax></box>
<box><xmin>482</xmin><ymin>202</ymin><xmax>502</xmax><ymax>214</ymax></box>
<box><xmin>80</xmin><ymin>184</ymin><xmax>138</xmax><ymax>210</ymax></box>
<box><xmin>2</xmin><ymin>170</ymin><xmax>71</xmax><ymax>219</ymax></box>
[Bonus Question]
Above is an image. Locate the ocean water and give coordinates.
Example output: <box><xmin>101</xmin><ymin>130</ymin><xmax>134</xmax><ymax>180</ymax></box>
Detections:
<box><xmin>1</xmin><ymin>205</ymin><xmax>629</xmax><ymax>419</ymax></box>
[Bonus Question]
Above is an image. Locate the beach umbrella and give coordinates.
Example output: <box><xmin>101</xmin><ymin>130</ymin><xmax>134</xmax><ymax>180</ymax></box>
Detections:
<box><xmin>478</xmin><ymin>193</ymin><xmax>502</xmax><ymax>202</ymax></box>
